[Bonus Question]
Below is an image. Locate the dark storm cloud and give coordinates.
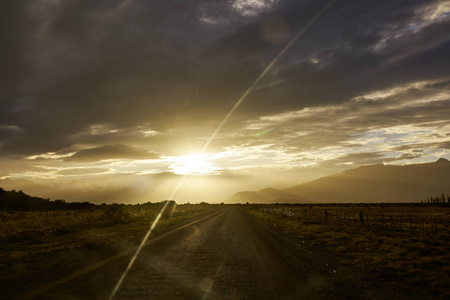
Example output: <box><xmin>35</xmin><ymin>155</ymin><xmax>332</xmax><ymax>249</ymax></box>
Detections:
<box><xmin>197</xmin><ymin>0</ymin><xmax>450</xmax><ymax>120</ymax></box>
<box><xmin>66</xmin><ymin>144</ymin><xmax>159</xmax><ymax>162</ymax></box>
<box><xmin>1</xmin><ymin>0</ymin><xmax>449</xmax><ymax>160</ymax></box>
<box><xmin>439</xmin><ymin>141</ymin><xmax>450</xmax><ymax>150</ymax></box>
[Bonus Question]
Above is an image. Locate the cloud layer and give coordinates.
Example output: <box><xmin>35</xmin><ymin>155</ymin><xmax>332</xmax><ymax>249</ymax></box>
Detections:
<box><xmin>1</xmin><ymin>0</ymin><xmax>449</xmax><ymax>202</ymax></box>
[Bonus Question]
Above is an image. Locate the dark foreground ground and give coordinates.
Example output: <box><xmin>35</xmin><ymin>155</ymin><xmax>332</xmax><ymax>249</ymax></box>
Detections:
<box><xmin>17</xmin><ymin>208</ymin><xmax>423</xmax><ymax>299</ymax></box>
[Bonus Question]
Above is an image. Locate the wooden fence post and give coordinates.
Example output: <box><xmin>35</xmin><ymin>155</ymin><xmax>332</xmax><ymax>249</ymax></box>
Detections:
<box><xmin>421</xmin><ymin>217</ymin><xmax>425</xmax><ymax>240</ymax></box>
<box><xmin>359</xmin><ymin>211</ymin><xmax>364</xmax><ymax>227</ymax></box>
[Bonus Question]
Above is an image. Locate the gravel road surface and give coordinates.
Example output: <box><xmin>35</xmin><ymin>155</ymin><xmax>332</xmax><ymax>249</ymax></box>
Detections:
<box><xmin>33</xmin><ymin>208</ymin><xmax>413</xmax><ymax>300</ymax></box>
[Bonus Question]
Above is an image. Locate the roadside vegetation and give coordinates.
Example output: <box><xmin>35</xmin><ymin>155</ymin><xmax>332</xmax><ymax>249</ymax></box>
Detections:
<box><xmin>245</xmin><ymin>203</ymin><xmax>450</xmax><ymax>299</ymax></box>
<box><xmin>0</xmin><ymin>202</ymin><xmax>218</xmax><ymax>257</ymax></box>
<box><xmin>0</xmin><ymin>191</ymin><xmax>220</xmax><ymax>298</ymax></box>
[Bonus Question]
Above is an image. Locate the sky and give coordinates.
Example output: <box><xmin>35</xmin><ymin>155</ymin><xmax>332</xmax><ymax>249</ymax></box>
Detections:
<box><xmin>1</xmin><ymin>0</ymin><xmax>449</xmax><ymax>203</ymax></box>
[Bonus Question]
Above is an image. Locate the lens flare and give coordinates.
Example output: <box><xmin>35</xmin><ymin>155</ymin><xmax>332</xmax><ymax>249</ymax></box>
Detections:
<box><xmin>256</xmin><ymin>127</ymin><xmax>276</xmax><ymax>136</ymax></box>
<box><xmin>109</xmin><ymin>1</ymin><xmax>336</xmax><ymax>298</ymax></box>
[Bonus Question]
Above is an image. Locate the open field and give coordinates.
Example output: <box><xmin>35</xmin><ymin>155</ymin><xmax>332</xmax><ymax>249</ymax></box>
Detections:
<box><xmin>260</xmin><ymin>203</ymin><xmax>450</xmax><ymax>240</ymax></box>
<box><xmin>2</xmin><ymin>202</ymin><xmax>448</xmax><ymax>299</ymax></box>
<box><xmin>245</xmin><ymin>203</ymin><xmax>450</xmax><ymax>299</ymax></box>
<box><xmin>0</xmin><ymin>203</ymin><xmax>219</xmax><ymax>298</ymax></box>
<box><xmin>0</xmin><ymin>203</ymin><xmax>216</xmax><ymax>243</ymax></box>
<box><xmin>3</xmin><ymin>208</ymin><xmax>421</xmax><ymax>299</ymax></box>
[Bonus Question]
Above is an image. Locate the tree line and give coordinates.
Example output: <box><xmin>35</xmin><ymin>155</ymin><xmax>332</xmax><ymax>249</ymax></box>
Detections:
<box><xmin>0</xmin><ymin>188</ymin><xmax>96</xmax><ymax>211</ymax></box>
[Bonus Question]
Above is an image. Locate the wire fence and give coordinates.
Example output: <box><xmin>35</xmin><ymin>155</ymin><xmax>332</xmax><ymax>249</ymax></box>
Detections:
<box><xmin>259</xmin><ymin>204</ymin><xmax>450</xmax><ymax>240</ymax></box>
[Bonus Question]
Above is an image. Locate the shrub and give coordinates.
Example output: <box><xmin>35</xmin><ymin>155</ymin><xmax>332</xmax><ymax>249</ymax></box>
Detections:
<box><xmin>102</xmin><ymin>204</ymin><xmax>130</xmax><ymax>223</ymax></box>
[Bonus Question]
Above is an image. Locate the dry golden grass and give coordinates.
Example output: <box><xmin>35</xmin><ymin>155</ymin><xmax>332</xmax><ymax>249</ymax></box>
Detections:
<box><xmin>245</xmin><ymin>204</ymin><xmax>450</xmax><ymax>299</ymax></box>
<box><xmin>0</xmin><ymin>203</ymin><xmax>218</xmax><ymax>259</ymax></box>
<box><xmin>0</xmin><ymin>203</ymin><xmax>220</xmax><ymax>299</ymax></box>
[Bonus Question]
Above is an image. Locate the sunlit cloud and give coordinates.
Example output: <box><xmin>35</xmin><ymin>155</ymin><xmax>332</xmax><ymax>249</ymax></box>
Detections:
<box><xmin>56</xmin><ymin>168</ymin><xmax>112</xmax><ymax>176</ymax></box>
<box><xmin>372</xmin><ymin>2</ymin><xmax>450</xmax><ymax>53</ymax></box>
<box><xmin>26</xmin><ymin>152</ymin><xmax>76</xmax><ymax>161</ymax></box>
<box><xmin>232</xmin><ymin>0</ymin><xmax>277</xmax><ymax>16</ymax></box>
<box><xmin>352</xmin><ymin>80</ymin><xmax>440</xmax><ymax>102</ymax></box>
<box><xmin>66</xmin><ymin>144</ymin><xmax>159</xmax><ymax>162</ymax></box>
<box><xmin>417</xmin><ymin>1</ymin><xmax>450</xmax><ymax>23</ymax></box>
<box><xmin>168</xmin><ymin>154</ymin><xmax>222</xmax><ymax>176</ymax></box>
<box><xmin>7</xmin><ymin>171</ymin><xmax>60</xmax><ymax>180</ymax></box>
<box><xmin>236</xmin><ymin>79</ymin><xmax>450</xmax><ymax>169</ymax></box>
<box><xmin>0</xmin><ymin>124</ymin><xmax>24</xmax><ymax>133</ymax></box>
<box><xmin>2</xmin><ymin>0</ymin><xmax>450</xmax><ymax>203</ymax></box>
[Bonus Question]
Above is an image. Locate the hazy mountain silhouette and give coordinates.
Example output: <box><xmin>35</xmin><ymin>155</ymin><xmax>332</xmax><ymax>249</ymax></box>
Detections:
<box><xmin>3</xmin><ymin>158</ymin><xmax>449</xmax><ymax>204</ymax></box>
<box><xmin>226</xmin><ymin>188</ymin><xmax>308</xmax><ymax>204</ymax></box>
<box><xmin>0</xmin><ymin>178</ymin><xmax>139</xmax><ymax>204</ymax></box>
<box><xmin>283</xmin><ymin>158</ymin><xmax>450</xmax><ymax>203</ymax></box>
<box><xmin>0</xmin><ymin>178</ymin><xmax>56</xmax><ymax>199</ymax></box>
<box><xmin>226</xmin><ymin>158</ymin><xmax>450</xmax><ymax>204</ymax></box>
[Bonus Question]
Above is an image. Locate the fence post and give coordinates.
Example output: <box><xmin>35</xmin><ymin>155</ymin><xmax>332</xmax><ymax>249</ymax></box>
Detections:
<box><xmin>325</xmin><ymin>210</ymin><xmax>328</xmax><ymax>223</ymax></box>
<box><xmin>359</xmin><ymin>211</ymin><xmax>364</xmax><ymax>227</ymax></box>
<box><xmin>421</xmin><ymin>217</ymin><xmax>425</xmax><ymax>240</ymax></box>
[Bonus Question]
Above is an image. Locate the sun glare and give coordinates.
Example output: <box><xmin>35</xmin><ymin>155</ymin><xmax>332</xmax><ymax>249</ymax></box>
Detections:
<box><xmin>170</xmin><ymin>154</ymin><xmax>220</xmax><ymax>176</ymax></box>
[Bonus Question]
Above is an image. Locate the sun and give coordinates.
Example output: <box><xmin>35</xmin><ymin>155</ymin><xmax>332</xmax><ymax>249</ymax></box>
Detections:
<box><xmin>170</xmin><ymin>154</ymin><xmax>220</xmax><ymax>176</ymax></box>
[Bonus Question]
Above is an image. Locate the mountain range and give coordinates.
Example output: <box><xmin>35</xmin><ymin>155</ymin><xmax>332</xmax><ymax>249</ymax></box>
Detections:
<box><xmin>226</xmin><ymin>158</ymin><xmax>450</xmax><ymax>204</ymax></box>
<box><xmin>2</xmin><ymin>158</ymin><xmax>449</xmax><ymax>204</ymax></box>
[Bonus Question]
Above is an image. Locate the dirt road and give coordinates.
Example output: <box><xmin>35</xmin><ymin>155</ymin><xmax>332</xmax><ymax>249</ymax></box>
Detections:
<box><xmin>31</xmin><ymin>208</ymin><xmax>413</xmax><ymax>299</ymax></box>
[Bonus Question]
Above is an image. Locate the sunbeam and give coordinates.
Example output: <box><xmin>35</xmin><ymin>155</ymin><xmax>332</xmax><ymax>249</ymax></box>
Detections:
<box><xmin>109</xmin><ymin>1</ymin><xmax>337</xmax><ymax>298</ymax></box>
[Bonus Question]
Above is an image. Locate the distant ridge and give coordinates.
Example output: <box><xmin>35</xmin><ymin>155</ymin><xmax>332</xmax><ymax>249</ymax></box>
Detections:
<box><xmin>435</xmin><ymin>158</ymin><xmax>450</xmax><ymax>165</ymax></box>
<box><xmin>226</xmin><ymin>158</ymin><xmax>450</xmax><ymax>204</ymax></box>
<box><xmin>284</xmin><ymin>158</ymin><xmax>450</xmax><ymax>203</ymax></box>
<box><xmin>0</xmin><ymin>178</ymin><xmax>56</xmax><ymax>199</ymax></box>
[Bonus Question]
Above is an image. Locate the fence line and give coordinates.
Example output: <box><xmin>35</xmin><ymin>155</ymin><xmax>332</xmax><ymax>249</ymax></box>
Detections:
<box><xmin>260</xmin><ymin>206</ymin><xmax>449</xmax><ymax>240</ymax></box>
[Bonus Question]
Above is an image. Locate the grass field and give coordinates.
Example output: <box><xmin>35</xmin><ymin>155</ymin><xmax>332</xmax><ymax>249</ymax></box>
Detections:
<box><xmin>2</xmin><ymin>203</ymin><xmax>448</xmax><ymax>298</ymax></box>
<box><xmin>0</xmin><ymin>203</ymin><xmax>217</xmax><ymax>244</ymax></box>
<box><xmin>245</xmin><ymin>203</ymin><xmax>450</xmax><ymax>299</ymax></box>
<box><xmin>0</xmin><ymin>203</ymin><xmax>220</xmax><ymax>298</ymax></box>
